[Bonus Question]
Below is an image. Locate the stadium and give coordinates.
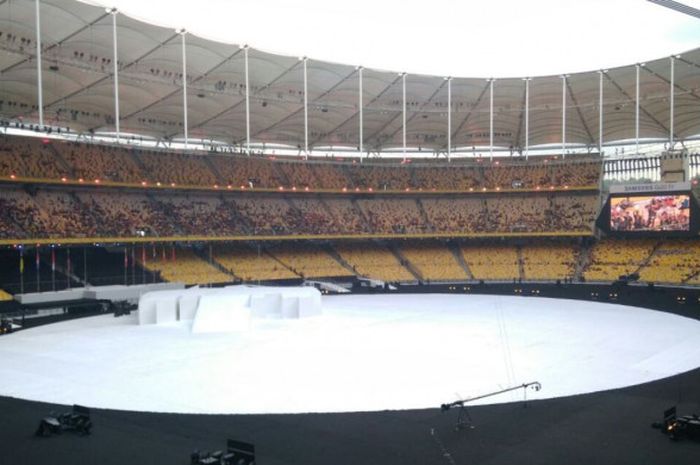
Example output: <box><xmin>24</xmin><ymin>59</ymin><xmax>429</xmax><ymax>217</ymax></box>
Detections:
<box><xmin>1</xmin><ymin>0</ymin><xmax>700</xmax><ymax>463</ymax></box>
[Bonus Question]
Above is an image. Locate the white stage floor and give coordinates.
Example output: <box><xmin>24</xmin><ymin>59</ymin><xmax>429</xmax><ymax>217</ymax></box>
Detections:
<box><xmin>1</xmin><ymin>294</ymin><xmax>699</xmax><ymax>414</ymax></box>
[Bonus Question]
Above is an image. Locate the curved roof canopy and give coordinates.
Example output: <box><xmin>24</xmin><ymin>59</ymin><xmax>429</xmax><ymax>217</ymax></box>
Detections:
<box><xmin>0</xmin><ymin>0</ymin><xmax>699</xmax><ymax>152</ymax></box>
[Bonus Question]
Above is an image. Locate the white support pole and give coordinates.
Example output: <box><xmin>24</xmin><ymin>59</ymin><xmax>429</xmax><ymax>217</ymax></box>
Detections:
<box><xmin>35</xmin><ymin>0</ymin><xmax>44</xmax><ymax>126</ymax></box>
<box><xmin>303</xmin><ymin>57</ymin><xmax>309</xmax><ymax>157</ymax></box>
<box><xmin>111</xmin><ymin>9</ymin><xmax>120</xmax><ymax>143</ymax></box>
<box><xmin>524</xmin><ymin>77</ymin><xmax>530</xmax><ymax>159</ymax></box>
<box><xmin>669</xmin><ymin>55</ymin><xmax>675</xmax><ymax>147</ymax></box>
<box><xmin>180</xmin><ymin>30</ymin><xmax>188</xmax><ymax>149</ymax></box>
<box><xmin>561</xmin><ymin>75</ymin><xmax>567</xmax><ymax>158</ymax></box>
<box><xmin>402</xmin><ymin>72</ymin><xmax>407</xmax><ymax>158</ymax></box>
<box><xmin>244</xmin><ymin>45</ymin><xmax>250</xmax><ymax>155</ymax></box>
<box><xmin>489</xmin><ymin>78</ymin><xmax>494</xmax><ymax>160</ymax></box>
<box><xmin>635</xmin><ymin>64</ymin><xmax>640</xmax><ymax>154</ymax></box>
<box><xmin>598</xmin><ymin>70</ymin><xmax>604</xmax><ymax>155</ymax></box>
<box><xmin>447</xmin><ymin>77</ymin><xmax>452</xmax><ymax>161</ymax></box>
<box><xmin>358</xmin><ymin>66</ymin><xmax>363</xmax><ymax>160</ymax></box>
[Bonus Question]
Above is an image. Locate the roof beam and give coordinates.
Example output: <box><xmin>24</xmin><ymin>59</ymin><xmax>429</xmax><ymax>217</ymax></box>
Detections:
<box><xmin>603</xmin><ymin>72</ymin><xmax>669</xmax><ymax>134</ymax></box>
<box><xmin>28</xmin><ymin>32</ymin><xmax>180</xmax><ymax>115</ymax></box>
<box><xmin>513</xmin><ymin>84</ymin><xmax>527</xmax><ymax>150</ymax></box>
<box><xmin>250</xmin><ymin>68</ymin><xmax>358</xmax><ymax>141</ymax></box>
<box><xmin>384</xmin><ymin>79</ymin><xmax>447</xmax><ymax>142</ymax></box>
<box><xmin>449</xmin><ymin>81</ymin><xmax>491</xmax><ymax>145</ymax></box>
<box><xmin>1</xmin><ymin>11</ymin><xmax>110</xmax><ymax>74</ymax></box>
<box><xmin>640</xmin><ymin>63</ymin><xmax>700</xmax><ymax>102</ymax></box>
<box><xmin>308</xmin><ymin>74</ymin><xmax>403</xmax><ymax>148</ymax></box>
<box><xmin>169</xmin><ymin>60</ymin><xmax>302</xmax><ymax>140</ymax></box>
<box><xmin>118</xmin><ymin>48</ymin><xmax>243</xmax><ymax>122</ymax></box>
<box><xmin>566</xmin><ymin>78</ymin><xmax>595</xmax><ymax>144</ymax></box>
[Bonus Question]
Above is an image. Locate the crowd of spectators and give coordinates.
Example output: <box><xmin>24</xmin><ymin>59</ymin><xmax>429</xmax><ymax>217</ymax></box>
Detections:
<box><xmin>0</xmin><ymin>187</ymin><xmax>600</xmax><ymax>240</ymax></box>
<box><xmin>0</xmin><ymin>134</ymin><xmax>601</xmax><ymax>191</ymax></box>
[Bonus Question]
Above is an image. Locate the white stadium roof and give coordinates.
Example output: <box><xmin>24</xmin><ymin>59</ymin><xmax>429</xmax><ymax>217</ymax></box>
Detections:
<box><xmin>1</xmin><ymin>0</ymin><xmax>699</xmax><ymax>153</ymax></box>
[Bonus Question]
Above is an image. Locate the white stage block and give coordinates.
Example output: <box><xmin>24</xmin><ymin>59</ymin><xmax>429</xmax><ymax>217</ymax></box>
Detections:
<box><xmin>178</xmin><ymin>295</ymin><xmax>200</xmax><ymax>321</ymax></box>
<box><xmin>138</xmin><ymin>298</ymin><xmax>157</xmax><ymax>325</ymax></box>
<box><xmin>191</xmin><ymin>294</ymin><xmax>251</xmax><ymax>333</ymax></box>
<box><xmin>156</xmin><ymin>300</ymin><xmax>178</xmax><ymax>324</ymax></box>
<box><xmin>298</xmin><ymin>295</ymin><xmax>322</xmax><ymax>318</ymax></box>
<box><xmin>250</xmin><ymin>293</ymin><xmax>282</xmax><ymax>319</ymax></box>
<box><xmin>281</xmin><ymin>297</ymin><xmax>299</xmax><ymax>318</ymax></box>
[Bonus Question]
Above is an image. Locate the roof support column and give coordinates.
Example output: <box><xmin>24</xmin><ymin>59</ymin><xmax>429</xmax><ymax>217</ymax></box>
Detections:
<box><xmin>598</xmin><ymin>70</ymin><xmax>604</xmax><ymax>155</ymax></box>
<box><xmin>244</xmin><ymin>45</ymin><xmax>250</xmax><ymax>155</ymax></box>
<box><xmin>489</xmin><ymin>78</ymin><xmax>494</xmax><ymax>160</ymax></box>
<box><xmin>402</xmin><ymin>72</ymin><xmax>407</xmax><ymax>158</ymax></box>
<box><xmin>669</xmin><ymin>55</ymin><xmax>675</xmax><ymax>147</ymax></box>
<box><xmin>35</xmin><ymin>0</ymin><xmax>44</xmax><ymax>127</ymax></box>
<box><xmin>111</xmin><ymin>8</ymin><xmax>120</xmax><ymax>143</ymax></box>
<box><xmin>561</xmin><ymin>75</ymin><xmax>567</xmax><ymax>158</ymax></box>
<box><xmin>446</xmin><ymin>76</ymin><xmax>452</xmax><ymax>162</ymax></box>
<box><xmin>635</xmin><ymin>64</ymin><xmax>641</xmax><ymax>154</ymax></box>
<box><xmin>179</xmin><ymin>29</ymin><xmax>188</xmax><ymax>149</ymax></box>
<box><xmin>303</xmin><ymin>56</ymin><xmax>308</xmax><ymax>158</ymax></box>
<box><xmin>358</xmin><ymin>66</ymin><xmax>363</xmax><ymax>161</ymax></box>
<box><xmin>524</xmin><ymin>77</ymin><xmax>530</xmax><ymax>160</ymax></box>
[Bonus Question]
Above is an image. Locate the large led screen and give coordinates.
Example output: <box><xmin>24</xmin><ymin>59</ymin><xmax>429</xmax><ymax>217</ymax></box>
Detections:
<box><xmin>610</xmin><ymin>195</ymin><xmax>690</xmax><ymax>232</ymax></box>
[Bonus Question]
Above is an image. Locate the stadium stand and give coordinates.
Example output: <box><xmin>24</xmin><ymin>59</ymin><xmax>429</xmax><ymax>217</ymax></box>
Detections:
<box><xmin>398</xmin><ymin>241</ymin><xmax>468</xmax><ymax>281</ymax></box>
<box><xmin>51</xmin><ymin>142</ymin><xmax>145</xmax><ymax>183</ymax></box>
<box><xmin>637</xmin><ymin>239</ymin><xmax>700</xmax><ymax>284</ymax></box>
<box><xmin>0</xmin><ymin>289</ymin><xmax>13</xmax><ymax>301</ymax></box>
<box><xmin>0</xmin><ymin>135</ymin><xmax>69</xmax><ymax>179</ymax></box>
<box><xmin>213</xmin><ymin>244</ymin><xmax>299</xmax><ymax>281</ymax></box>
<box><xmin>583</xmin><ymin>238</ymin><xmax>657</xmax><ymax>282</ymax></box>
<box><xmin>462</xmin><ymin>244</ymin><xmax>520</xmax><ymax>281</ymax></box>
<box><xmin>267</xmin><ymin>243</ymin><xmax>353</xmax><ymax>278</ymax></box>
<box><xmin>0</xmin><ymin>134</ymin><xmax>602</xmax><ymax>192</ymax></box>
<box><xmin>139</xmin><ymin>248</ymin><xmax>231</xmax><ymax>285</ymax></box>
<box><xmin>336</xmin><ymin>242</ymin><xmax>416</xmax><ymax>282</ymax></box>
<box><xmin>521</xmin><ymin>243</ymin><xmax>578</xmax><ymax>281</ymax></box>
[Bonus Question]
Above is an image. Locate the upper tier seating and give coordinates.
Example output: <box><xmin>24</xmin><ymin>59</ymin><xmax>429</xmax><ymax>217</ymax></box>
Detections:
<box><xmin>0</xmin><ymin>135</ymin><xmax>602</xmax><ymax>191</ymax></box>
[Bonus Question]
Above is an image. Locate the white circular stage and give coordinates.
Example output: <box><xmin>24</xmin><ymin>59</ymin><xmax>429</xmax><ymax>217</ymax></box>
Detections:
<box><xmin>1</xmin><ymin>294</ymin><xmax>699</xmax><ymax>414</ymax></box>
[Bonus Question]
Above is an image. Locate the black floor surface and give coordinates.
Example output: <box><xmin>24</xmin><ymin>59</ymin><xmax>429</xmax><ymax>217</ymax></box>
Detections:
<box><xmin>2</xmin><ymin>367</ymin><xmax>700</xmax><ymax>465</ymax></box>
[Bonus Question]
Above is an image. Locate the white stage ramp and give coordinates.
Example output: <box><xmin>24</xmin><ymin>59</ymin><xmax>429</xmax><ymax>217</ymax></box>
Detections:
<box><xmin>137</xmin><ymin>285</ymin><xmax>322</xmax><ymax>332</ymax></box>
<box><xmin>1</xmin><ymin>294</ymin><xmax>700</xmax><ymax>414</ymax></box>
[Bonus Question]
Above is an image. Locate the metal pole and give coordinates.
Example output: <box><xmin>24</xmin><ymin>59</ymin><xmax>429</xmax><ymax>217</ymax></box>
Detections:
<box><xmin>20</xmin><ymin>249</ymin><xmax>24</xmax><ymax>294</ymax></box>
<box><xmin>303</xmin><ymin>57</ymin><xmax>308</xmax><ymax>157</ymax></box>
<box><xmin>669</xmin><ymin>55</ymin><xmax>675</xmax><ymax>147</ymax></box>
<box><xmin>66</xmin><ymin>248</ymin><xmax>70</xmax><ymax>288</ymax></box>
<box><xmin>358</xmin><ymin>66</ymin><xmax>363</xmax><ymax>160</ymax></box>
<box><xmin>402</xmin><ymin>72</ymin><xmax>407</xmax><ymax>158</ymax></box>
<box><xmin>243</xmin><ymin>45</ymin><xmax>250</xmax><ymax>156</ymax></box>
<box><xmin>111</xmin><ymin>9</ymin><xmax>120</xmax><ymax>142</ymax></box>
<box><xmin>635</xmin><ymin>64</ymin><xmax>640</xmax><ymax>154</ymax></box>
<box><xmin>83</xmin><ymin>247</ymin><xmax>87</xmax><ymax>287</ymax></box>
<box><xmin>561</xmin><ymin>75</ymin><xmax>567</xmax><ymax>158</ymax></box>
<box><xmin>489</xmin><ymin>79</ymin><xmax>494</xmax><ymax>160</ymax></box>
<box><xmin>36</xmin><ymin>248</ymin><xmax>40</xmax><ymax>293</ymax></box>
<box><xmin>447</xmin><ymin>77</ymin><xmax>452</xmax><ymax>161</ymax></box>
<box><xmin>180</xmin><ymin>30</ymin><xmax>188</xmax><ymax>149</ymax></box>
<box><xmin>598</xmin><ymin>71</ymin><xmax>604</xmax><ymax>155</ymax></box>
<box><xmin>35</xmin><ymin>0</ymin><xmax>44</xmax><ymax>126</ymax></box>
<box><xmin>244</xmin><ymin>45</ymin><xmax>250</xmax><ymax>155</ymax></box>
<box><xmin>524</xmin><ymin>78</ymin><xmax>530</xmax><ymax>159</ymax></box>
